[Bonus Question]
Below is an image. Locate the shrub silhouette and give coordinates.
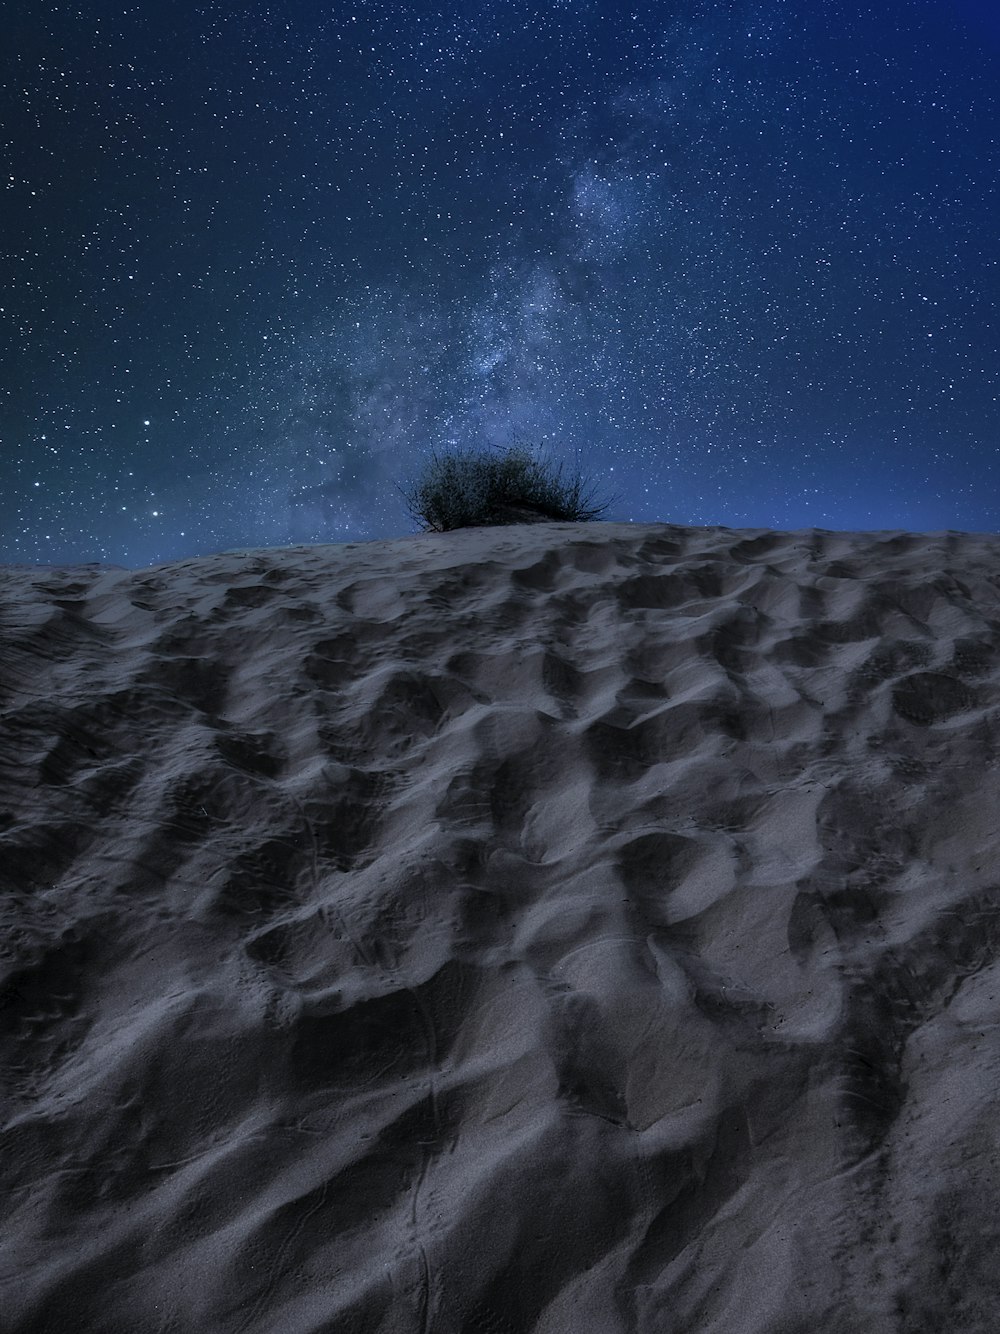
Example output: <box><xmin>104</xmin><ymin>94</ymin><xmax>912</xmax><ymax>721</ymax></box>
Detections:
<box><xmin>394</xmin><ymin>441</ymin><xmax>620</xmax><ymax>534</ymax></box>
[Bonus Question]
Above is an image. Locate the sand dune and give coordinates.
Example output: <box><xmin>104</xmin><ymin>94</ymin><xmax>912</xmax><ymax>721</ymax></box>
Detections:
<box><xmin>2</xmin><ymin>519</ymin><xmax>1000</xmax><ymax>1332</ymax></box>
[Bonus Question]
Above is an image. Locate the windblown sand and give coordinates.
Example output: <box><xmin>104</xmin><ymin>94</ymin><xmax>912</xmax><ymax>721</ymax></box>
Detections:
<box><xmin>2</xmin><ymin>520</ymin><xmax>1000</xmax><ymax>1333</ymax></box>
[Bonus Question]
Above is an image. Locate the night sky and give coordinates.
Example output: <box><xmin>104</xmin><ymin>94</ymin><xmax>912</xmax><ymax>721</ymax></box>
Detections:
<box><xmin>3</xmin><ymin>0</ymin><xmax>998</xmax><ymax>570</ymax></box>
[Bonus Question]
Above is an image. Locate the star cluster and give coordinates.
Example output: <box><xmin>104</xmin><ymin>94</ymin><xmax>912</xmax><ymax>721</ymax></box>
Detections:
<box><xmin>2</xmin><ymin>0</ymin><xmax>997</xmax><ymax>568</ymax></box>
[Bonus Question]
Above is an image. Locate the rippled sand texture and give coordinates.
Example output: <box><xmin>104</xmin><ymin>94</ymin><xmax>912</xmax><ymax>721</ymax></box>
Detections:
<box><xmin>2</xmin><ymin>520</ymin><xmax>1000</xmax><ymax>1333</ymax></box>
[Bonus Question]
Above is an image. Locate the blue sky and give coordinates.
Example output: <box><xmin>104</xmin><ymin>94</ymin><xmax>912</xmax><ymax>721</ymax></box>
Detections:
<box><xmin>2</xmin><ymin>0</ymin><xmax>997</xmax><ymax>568</ymax></box>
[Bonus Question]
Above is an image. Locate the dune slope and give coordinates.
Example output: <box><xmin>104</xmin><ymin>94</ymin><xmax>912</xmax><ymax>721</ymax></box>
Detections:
<box><xmin>2</xmin><ymin>520</ymin><xmax>1000</xmax><ymax>1333</ymax></box>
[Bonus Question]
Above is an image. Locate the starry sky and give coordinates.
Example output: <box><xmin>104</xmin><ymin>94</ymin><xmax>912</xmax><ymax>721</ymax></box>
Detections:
<box><xmin>3</xmin><ymin>0</ymin><xmax>998</xmax><ymax>569</ymax></box>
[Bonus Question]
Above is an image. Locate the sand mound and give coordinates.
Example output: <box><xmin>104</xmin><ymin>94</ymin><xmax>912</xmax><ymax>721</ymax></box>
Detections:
<box><xmin>2</xmin><ymin>520</ymin><xmax>1000</xmax><ymax>1332</ymax></box>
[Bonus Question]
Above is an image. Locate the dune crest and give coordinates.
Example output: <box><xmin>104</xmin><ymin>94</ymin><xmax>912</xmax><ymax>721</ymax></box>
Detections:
<box><xmin>2</xmin><ymin>520</ymin><xmax>1000</xmax><ymax>1333</ymax></box>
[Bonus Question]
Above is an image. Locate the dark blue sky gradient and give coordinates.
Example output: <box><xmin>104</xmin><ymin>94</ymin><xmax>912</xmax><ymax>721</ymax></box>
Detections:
<box><xmin>2</xmin><ymin>0</ymin><xmax>998</xmax><ymax>568</ymax></box>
